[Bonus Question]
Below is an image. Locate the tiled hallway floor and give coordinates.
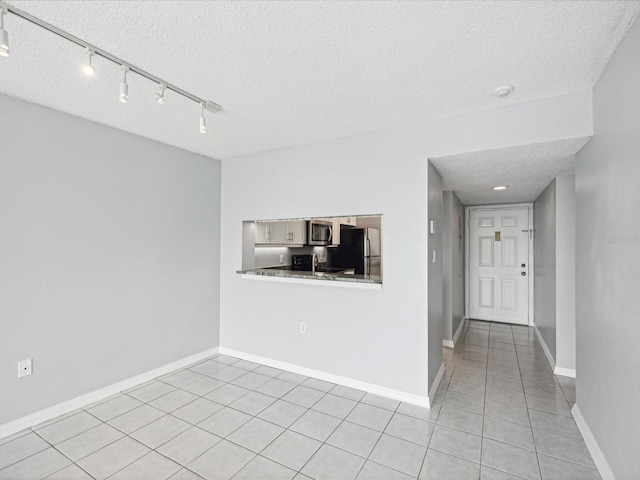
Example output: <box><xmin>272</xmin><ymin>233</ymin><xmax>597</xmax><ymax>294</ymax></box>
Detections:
<box><xmin>0</xmin><ymin>320</ymin><xmax>598</xmax><ymax>480</ymax></box>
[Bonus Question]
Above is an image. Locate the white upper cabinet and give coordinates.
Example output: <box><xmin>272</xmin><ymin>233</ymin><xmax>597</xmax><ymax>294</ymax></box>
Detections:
<box><xmin>255</xmin><ymin>220</ymin><xmax>306</xmax><ymax>246</ymax></box>
<box><xmin>287</xmin><ymin>220</ymin><xmax>307</xmax><ymax>245</ymax></box>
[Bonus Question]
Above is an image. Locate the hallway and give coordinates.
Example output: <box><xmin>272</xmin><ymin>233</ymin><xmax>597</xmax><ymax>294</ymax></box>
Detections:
<box><xmin>437</xmin><ymin>319</ymin><xmax>596</xmax><ymax>479</ymax></box>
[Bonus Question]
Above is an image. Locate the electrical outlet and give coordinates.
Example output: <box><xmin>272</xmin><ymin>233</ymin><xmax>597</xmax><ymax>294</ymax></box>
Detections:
<box><xmin>300</xmin><ymin>322</ymin><xmax>307</xmax><ymax>334</ymax></box>
<box><xmin>18</xmin><ymin>358</ymin><xmax>32</xmax><ymax>378</ymax></box>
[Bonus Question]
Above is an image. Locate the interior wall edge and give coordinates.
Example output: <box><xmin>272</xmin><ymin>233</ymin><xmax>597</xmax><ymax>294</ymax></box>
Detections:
<box><xmin>0</xmin><ymin>347</ymin><xmax>220</xmax><ymax>442</ymax></box>
<box><xmin>452</xmin><ymin>315</ymin><xmax>465</xmax><ymax>345</ymax></box>
<box><xmin>533</xmin><ymin>323</ymin><xmax>556</xmax><ymax>371</ymax></box>
<box><xmin>218</xmin><ymin>347</ymin><xmax>430</xmax><ymax>408</ymax></box>
<box><xmin>571</xmin><ymin>404</ymin><xmax>617</xmax><ymax>480</ymax></box>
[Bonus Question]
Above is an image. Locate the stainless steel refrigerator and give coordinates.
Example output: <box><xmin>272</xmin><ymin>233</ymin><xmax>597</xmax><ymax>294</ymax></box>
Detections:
<box><xmin>328</xmin><ymin>228</ymin><xmax>381</xmax><ymax>277</ymax></box>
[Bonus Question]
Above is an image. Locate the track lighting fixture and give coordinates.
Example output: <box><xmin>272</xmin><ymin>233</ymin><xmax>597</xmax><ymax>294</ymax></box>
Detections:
<box><xmin>0</xmin><ymin>7</ymin><xmax>9</xmax><ymax>58</ymax></box>
<box><xmin>0</xmin><ymin>3</ymin><xmax>222</xmax><ymax>126</ymax></box>
<box><xmin>200</xmin><ymin>103</ymin><xmax>207</xmax><ymax>133</ymax></box>
<box><xmin>119</xmin><ymin>65</ymin><xmax>129</xmax><ymax>103</ymax></box>
<box><xmin>83</xmin><ymin>48</ymin><xmax>95</xmax><ymax>75</ymax></box>
<box><xmin>155</xmin><ymin>83</ymin><xmax>166</xmax><ymax>104</ymax></box>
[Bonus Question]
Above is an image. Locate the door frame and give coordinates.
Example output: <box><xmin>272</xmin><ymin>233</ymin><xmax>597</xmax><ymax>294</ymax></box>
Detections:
<box><xmin>465</xmin><ymin>203</ymin><xmax>534</xmax><ymax>326</ymax></box>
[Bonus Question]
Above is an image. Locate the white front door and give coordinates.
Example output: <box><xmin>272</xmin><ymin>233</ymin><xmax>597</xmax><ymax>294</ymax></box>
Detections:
<box><xmin>468</xmin><ymin>207</ymin><xmax>530</xmax><ymax>324</ymax></box>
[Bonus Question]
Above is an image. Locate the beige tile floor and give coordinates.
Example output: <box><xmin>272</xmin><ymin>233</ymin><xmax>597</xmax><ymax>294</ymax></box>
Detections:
<box><xmin>0</xmin><ymin>320</ymin><xmax>598</xmax><ymax>479</ymax></box>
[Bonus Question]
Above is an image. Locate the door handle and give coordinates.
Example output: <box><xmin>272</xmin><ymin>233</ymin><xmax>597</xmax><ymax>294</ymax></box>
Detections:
<box><xmin>521</xmin><ymin>272</ymin><xmax>526</xmax><ymax>276</ymax></box>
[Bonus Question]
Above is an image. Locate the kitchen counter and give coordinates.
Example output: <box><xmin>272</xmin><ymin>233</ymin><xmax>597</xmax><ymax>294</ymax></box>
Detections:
<box><xmin>237</xmin><ymin>266</ymin><xmax>382</xmax><ymax>287</ymax></box>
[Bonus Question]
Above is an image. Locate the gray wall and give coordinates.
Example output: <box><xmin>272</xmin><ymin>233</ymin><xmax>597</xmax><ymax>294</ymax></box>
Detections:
<box><xmin>575</xmin><ymin>16</ymin><xmax>640</xmax><ymax>479</ymax></box>
<box><xmin>451</xmin><ymin>194</ymin><xmax>465</xmax><ymax>338</ymax></box>
<box><xmin>442</xmin><ymin>191</ymin><xmax>465</xmax><ymax>344</ymax></box>
<box><xmin>555</xmin><ymin>175</ymin><xmax>576</xmax><ymax>371</ymax></box>
<box><xmin>533</xmin><ymin>175</ymin><xmax>576</xmax><ymax>371</ymax></box>
<box><xmin>427</xmin><ymin>163</ymin><xmax>444</xmax><ymax>389</ymax></box>
<box><xmin>534</xmin><ymin>179</ymin><xmax>557</xmax><ymax>358</ymax></box>
<box><xmin>0</xmin><ymin>94</ymin><xmax>221</xmax><ymax>426</ymax></box>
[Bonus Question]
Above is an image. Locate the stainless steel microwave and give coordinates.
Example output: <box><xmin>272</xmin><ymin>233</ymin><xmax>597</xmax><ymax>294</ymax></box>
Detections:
<box><xmin>307</xmin><ymin>219</ymin><xmax>333</xmax><ymax>245</ymax></box>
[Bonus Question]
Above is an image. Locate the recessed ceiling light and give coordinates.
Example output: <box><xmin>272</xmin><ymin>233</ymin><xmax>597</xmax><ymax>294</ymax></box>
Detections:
<box><xmin>494</xmin><ymin>85</ymin><xmax>514</xmax><ymax>97</ymax></box>
<box><xmin>492</xmin><ymin>185</ymin><xmax>508</xmax><ymax>190</ymax></box>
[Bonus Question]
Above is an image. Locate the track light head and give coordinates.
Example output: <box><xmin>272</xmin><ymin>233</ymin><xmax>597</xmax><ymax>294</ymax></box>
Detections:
<box><xmin>83</xmin><ymin>48</ymin><xmax>95</xmax><ymax>76</ymax></box>
<box><xmin>155</xmin><ymin>83</ymin><xmax>166</xmax><ymax>104</ymax></box>
<box><xmin>199</xmin><ymin>103</ymin><xmax>206</xmax><ymax>134</ymax></box>
<box><xmin>0</xmin><ymin>8</ymin><xmax>9</xmax><ymax>58</ymax></box>
<box><xmin>119</xmin><ymin>65</ymin><xmax>129</xmax><ymax>103</ymax></box>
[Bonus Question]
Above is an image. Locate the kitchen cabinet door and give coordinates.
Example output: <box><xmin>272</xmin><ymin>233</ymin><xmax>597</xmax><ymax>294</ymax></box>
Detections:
<box><xmin>340</xmin><ymin>217</ymin><xmax>357</xmax><ymax>227</ymax></box>
<box><xmin>255</xmin><ymin>222</ymin><xmax>270</xmax><ymax>244</ymax></box>
<box><xmin>330</xmin><ymin>218</ymin><xmax>341</xmax><ymax>246</ymax></box>
<box><xmin>270</xmin><ymin>221</ymin><xmax>288</xmax><ymax>244</ymax></box>
<box><xmin>288</xmin><ymin>220</ymin><xmax>307</xmax><ymax>245</ymax></box>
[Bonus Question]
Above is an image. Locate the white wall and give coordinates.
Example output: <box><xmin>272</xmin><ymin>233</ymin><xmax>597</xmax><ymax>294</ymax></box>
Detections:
<box><xmin>221</xmin><ymin>133</ymin><xmax>430</xmax><ymax>399</ymax></box>
<box><xmin>0</xmin><ymin>94</ymin><xmax>221</xmax><ymax>426</ymax></box>
<box><xmin>442</xmin><ymin>191</ymin><xmax>465</xmax><ymax>344</ymax></box>
<box><xmin>574</xmin><ymin>16</ymin><xmax>640</xmax><ymax>479</ymax></box>
<box><xmin>220</xmin><ymin>91</ymin><xmax>592</xmax><ymax>403</ymax></box>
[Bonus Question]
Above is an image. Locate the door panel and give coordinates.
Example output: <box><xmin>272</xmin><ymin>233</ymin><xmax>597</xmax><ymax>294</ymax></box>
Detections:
<box><xmin>501</xmin><ymin>279</ymin><xmax>518</xmax><ymax>310</ymax></box>
<box><xmin>479</xmin><ymin>277</ymin><xmax>494</xmax><ymax>308</ymax></box>
<box><xmin>479</xmin><ymin>237</ymin><xmax>494</xmax><ymax>266</ymax></box>
<box><xmin>479</xmin><ymin>217</ymin><xmax>494</xmax><ymax>228</ymax></box>
<box><xmin>501</xmin><ymin>215</ymin><xmax>518</xmax><ymax>227</ymax></box>
<box><xmin>469</xmin><ymin>207</ymin><xmax>530</xmax><ymax>324</ymax></box>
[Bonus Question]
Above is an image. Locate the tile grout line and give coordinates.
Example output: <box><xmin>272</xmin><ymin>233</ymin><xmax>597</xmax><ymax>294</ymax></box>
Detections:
<box><xmin>1</xmin><ymin>343</ymin><xmax>593</xmax><ymax>480</ymax></box>
<box><xmin>478</xmin><ymin>322</ymin><xmax>490</xmax><ymax>475</ymax></box>
<box><xmin>29</xmin><ymin>427</ymin><xmax>99</xmax><ymax>480</ymax></box>
<box><xmin>417</xmin><ymin>320</ymin><xmax>464</xmax><ymax>478</ymax></box>
<box><xmin>513</xmin><ymin>323</ymin><xmax>544</xmax><ymax>480</ymax></box>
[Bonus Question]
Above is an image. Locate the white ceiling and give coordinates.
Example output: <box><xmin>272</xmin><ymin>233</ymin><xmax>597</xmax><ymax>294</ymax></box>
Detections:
<box><xmin>430</xmin><ymin>137</ymin><xmax>591</xmax><ymax>205</ymax></box>
<box><xmin>0</xmin><ymin>1</ymin><xmax>638</xmax><ymax>160</ymax></box>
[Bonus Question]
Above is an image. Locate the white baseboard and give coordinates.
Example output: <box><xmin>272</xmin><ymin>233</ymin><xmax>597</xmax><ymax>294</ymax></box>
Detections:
<box><xmin>554</xmin><ymin>366</ymin><xmax>576</xmax><ymax>378</ymax></box>
<box><xmin>452</xmin><ymin>316</ymin><xmax>465</xmax><ymax>344</ymax></box>
<box><xmin>0</xmin><ymin>347</ymin><xmax>219</xmax><ymax>441</ymax></box>
<box><xmin>533</xmin><ymin>323</ymin><xmax>556</xmax><ymax>371</ymax></box>
<box><xmin>571</xmin><ymin>404</ymin><xmax>616</xmax><ymax>480</ymax></box>
<box><xmin>218</xmin><ymin>347</ymin><xmax>430</xmax><ymax>408</ymax></box>
<box><xmin>443</xmin><ymin>316</ymin><xmax>465</xmax><ymax>349</ymax></box>
<box><xmin>428</xmin><ymin>363</ymin><xmax>445</xmax><ymax>405</ymax></box>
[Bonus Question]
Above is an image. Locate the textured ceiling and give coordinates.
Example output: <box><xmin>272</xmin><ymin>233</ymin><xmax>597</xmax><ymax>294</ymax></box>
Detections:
<box><xmin>0</xmin><ymin>1</ymin><xmax>638</xmax><ymax>160</ymax></box>
<box><xmin>430</xmin><ymin>137</ymin><xmax>591</xmax><ymax>205</ymax></box>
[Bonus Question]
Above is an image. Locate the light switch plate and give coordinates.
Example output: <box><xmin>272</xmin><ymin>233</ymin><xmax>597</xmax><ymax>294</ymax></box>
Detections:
<box><xmin>432</xmin><ymin>250</ymin><xmax>437</xmax><ymax>263</ymax></box>
<box><xmin>429</xmin><ymin>220</ymin><xmax>435</xmax><ymax>234</ymax></box>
